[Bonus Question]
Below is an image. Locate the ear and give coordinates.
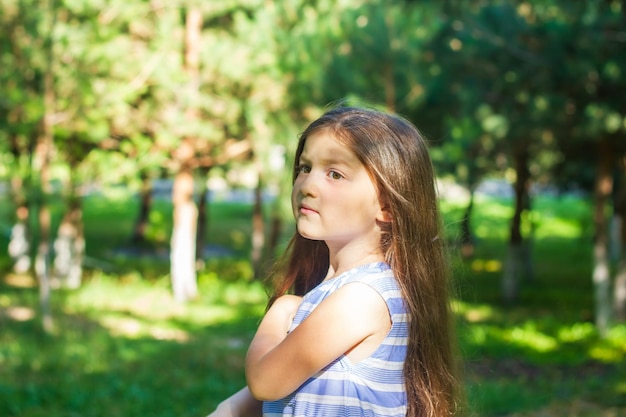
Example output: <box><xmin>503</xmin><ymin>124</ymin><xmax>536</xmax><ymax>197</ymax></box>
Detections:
<box><xmin>376</xmin><ymin>205</ymin><xmax>392</xmax><ymax>223</ymax></box>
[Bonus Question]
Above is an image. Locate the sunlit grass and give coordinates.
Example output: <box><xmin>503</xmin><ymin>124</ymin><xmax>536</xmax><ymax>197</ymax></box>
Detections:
<box><xmin>469</xmin><ymin>258</ymin><xmax>503</xmax><ymax>273</ymax></box>
<box><xmin>69</xmin><ymin>273</ymin><xmax>263</xmax><ymax>317</ymax></box>
<box><xmin>0</xmin><ymin>271</ymin><xmax>265</xmax><ymax>417</ymax></box>
<box><xmin>507</xmin><ymin>323</ymin><xmax>559</xmax><ymax>353</ymax></box>
<box><xmin>453</xmin><ymin>300</ymin><xmax>499</xmax><ymax>323</ymax></box>
<box><xmin>558</xmin><ymin>322</ymin><xmax>596</xmax><ymax>343</ymax></box>
<box><xmin>473</xmin><ymin>196</ymin><xmax>513</xmax><ymax>240</ymax></box>
<box><xmin>441</xmin><ymin>193</ymin><xmax>592</xmax><ymax>243</ymax></box>
<box><xmin>460</xmin><ymin>315</ymin><xmax>626</xmax><ymax>366</ymax></box>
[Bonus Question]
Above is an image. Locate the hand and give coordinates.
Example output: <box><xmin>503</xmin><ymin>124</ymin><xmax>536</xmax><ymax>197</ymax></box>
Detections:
<box><xmin>206</xmin><ymin>400</ymin><xmax>233</xmax><ymax>417</ymax></box>
<box><xmin>207</xmin><ymin>387</ymin><xmax>261</xmax><ymax>417</ymax></box>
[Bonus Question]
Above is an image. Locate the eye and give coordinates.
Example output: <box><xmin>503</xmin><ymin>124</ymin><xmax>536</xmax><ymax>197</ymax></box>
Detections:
<box><xmin>329</xmin><ymin>170</ymin><xmax>343</xmax><ymax>180</ymax></box>
<box><xmin>296</xmin><ymin>164</ymin><xmax>311</xmax><ymax>174</ymax></box>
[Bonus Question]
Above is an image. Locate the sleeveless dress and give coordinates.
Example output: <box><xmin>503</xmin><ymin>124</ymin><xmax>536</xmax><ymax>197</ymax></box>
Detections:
<box><xmin>263</xmin><ymin>262</ymin><xmax>408</xmax><ymax>417</ymax></box>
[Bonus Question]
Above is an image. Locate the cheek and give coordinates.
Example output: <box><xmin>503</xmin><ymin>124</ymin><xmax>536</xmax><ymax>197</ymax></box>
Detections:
<box><xmin>290</xmin><ymin>186</ymin><xmax>299</xmax><ymax>210</ymax></box>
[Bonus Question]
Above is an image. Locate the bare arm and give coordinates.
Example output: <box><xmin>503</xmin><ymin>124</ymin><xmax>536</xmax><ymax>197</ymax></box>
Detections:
<box><xmin>208</xmin><ymin>296</ymin><xmax>303</xmax><ymax>416</ymax></box>
<box><xmin>245</xmin><ymin>284</ymin><xmax>390</xmax><ymax>401</ymax></box>
<box><xmin>207</xmin><ymin>387</ymin><xmax>262</xmax><ymax>417</ymax></box>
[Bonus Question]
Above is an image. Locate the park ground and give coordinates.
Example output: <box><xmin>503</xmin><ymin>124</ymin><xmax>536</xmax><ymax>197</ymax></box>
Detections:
<box><xmin>0</xmin><ymin>191</ymin><xmax>625</xmax><ymax>416</ymax></box>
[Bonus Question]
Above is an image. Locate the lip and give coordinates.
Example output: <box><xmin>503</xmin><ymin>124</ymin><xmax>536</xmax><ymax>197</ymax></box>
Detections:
<box><xmin>299</xmin><ymin>203</ymin><xmax>318</xmax><ymax>215</ymax></box>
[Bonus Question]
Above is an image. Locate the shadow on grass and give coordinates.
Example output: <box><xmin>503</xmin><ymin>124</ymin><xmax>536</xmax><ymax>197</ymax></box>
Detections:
<box><xmin>0</xmin><ymin>275</ymin><xmax>263</xmax><ymax>417</ymax></box>
<box><xmin>446</xmin><ymin>232</ymin><xmax>626</xmax><ymax>416</ymax></box>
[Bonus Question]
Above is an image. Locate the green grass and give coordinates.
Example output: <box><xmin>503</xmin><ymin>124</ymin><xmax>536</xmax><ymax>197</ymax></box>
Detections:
<box><xmin>1</xmin><ymin>190</ymin><xmax>625</xmax><ymax>416</ymax></box>
<box><xmin>0</xmin><ymin>272</ymin><xmax>266</xmax><ymax>417</ymax></box>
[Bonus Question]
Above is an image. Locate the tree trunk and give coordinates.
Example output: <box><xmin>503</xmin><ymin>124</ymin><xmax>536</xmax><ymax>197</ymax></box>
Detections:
<box><xmin>521</xmin><ymin>188</ymin><xmax>534</xmax><ymax>283</ymax></box>
<box><xmin>615</xmin><ymin>227</ymin><xmax>626</xmax><ymax>322</ymax></box>
<box><xmin>267</xmin><ymin>215</ymin><xmax>283</xmax><ymax>262</ymax></box>
<box><xmin>131</xmin><ymin>171</ymin><xmax>153</xmax><ymax>246</ymax></box>
<box><xmin>593</xmin><ymin>138</ymin><xmax>614</xmax><ymax>336</ymax></box>
<box><xmin>460</xmin><ymin>187</ymin><xmax>475</xmax><ymax>258</ymax></box>
<box><xmin>502</xmin><ymin>145</ymin><xmax>531</xmax><ymax>303</ymax></box>
<box><xmin>383</xmin><ymin>13</ymin><xmax>396</xmax><ymax>112</ymax></box>
<box><xmin>171</xmin><ymin>169</ymin><xmax>198</xmax><ymax>302</ymax></box>
<box><xmin>8</xmin><ymin>172</ymin><xmax>31</xmax><ymax>274</ymax></box>
<box><xmin>614</xmin><ymin>155</ymin><xmax>626</xmax><ymax>321</ymax></box>
<box><xmin>383</xmin><ymin>63</ymin><xmax>396</xmax><ymax>113</ymax></box>
<box><xmin>168</xmin><ymin>7</ymin><xmax>202</xmax><ymax>302</ymax></box>
<box><xmin>53</xmin><ymin>193</ymin><xmax>84</xmax><ymax>289</ymax></box>
<box><xmin>251</xmin><ymin>170</ymin><xmax>265</xmax><ymax>280</ymax></box>
<box><xmin>33</xmin><ymin>0</ymin><xmax>56</xmax><ymax>333</ymax></box>
<box><xmin>6</xmin><ymin>0</ymin><xmax>31</xmax><ymax>274</ymax></box>
<box><xmin>35</xmin><ymin>200</ymin><xmax>53</xmax><ymax>333</ymax></box>
<box><xmin>196</xmin><ymin>167</ymin><xmax>211</xmax><ymax>265</ymax></box>
<box><xmin>610</xmin><ymin>215</ymin><xmax>622</xmax><ymax>262</ymax></box>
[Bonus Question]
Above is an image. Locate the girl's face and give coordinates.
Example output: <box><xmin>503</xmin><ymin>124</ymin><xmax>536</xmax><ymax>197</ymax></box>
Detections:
<box><xmin>291</xmin><ymin>131</ymin><xmax>388</xmax><ymax>257</ymax></box>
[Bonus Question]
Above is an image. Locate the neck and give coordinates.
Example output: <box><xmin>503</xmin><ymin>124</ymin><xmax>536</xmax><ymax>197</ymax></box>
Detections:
<box><xmin>324</xmin><ymin>249</ymin><xmax>385</xmax><ymax>281</ymax></box>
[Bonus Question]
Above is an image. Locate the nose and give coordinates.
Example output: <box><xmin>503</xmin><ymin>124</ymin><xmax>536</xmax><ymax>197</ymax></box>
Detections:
<box><xmin>295</xmin><ymin>171</ymin><xmax>319</xmax><ymax>198</ymax></box>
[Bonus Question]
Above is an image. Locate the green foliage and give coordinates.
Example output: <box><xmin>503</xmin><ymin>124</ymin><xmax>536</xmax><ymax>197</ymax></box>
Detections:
<box><xmin>1</xmin><ymin>0</ymin><xmax>625</xmax><ymax>193</ymax></box>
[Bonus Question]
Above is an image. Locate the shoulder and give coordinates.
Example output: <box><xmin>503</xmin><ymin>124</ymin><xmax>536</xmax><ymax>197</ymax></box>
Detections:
<box><xmin>327</xmin><ymin>264</ymin><xmax>399</xmax><ymax>321</ymax></box>
<box><xmin>343</xmin><ymin>263</ymin><xmax>401</xmax><ymax>298</ymax></box>
<box><xmin>304</xmin><ymin>264</ymin><xmax>394</xmax><ymax>336</ymax></box>
<box><xmin>296</xmin><ymin>263</ymin><xmax>400</xmax><ymax>323</ymax></box>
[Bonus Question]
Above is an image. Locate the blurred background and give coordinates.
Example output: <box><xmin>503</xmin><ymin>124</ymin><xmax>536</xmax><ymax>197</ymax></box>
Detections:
<box><xmin>1</xmin><ymin>0</ymin><xmax>625</xmax><ymax>416</ymax></box>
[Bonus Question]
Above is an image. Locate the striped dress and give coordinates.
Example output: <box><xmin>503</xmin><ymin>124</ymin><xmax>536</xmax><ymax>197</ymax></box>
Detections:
<box><xmin>263</xmin><ymin>262</ymin><xmax>408</xmax><ymax>417</ymax></box>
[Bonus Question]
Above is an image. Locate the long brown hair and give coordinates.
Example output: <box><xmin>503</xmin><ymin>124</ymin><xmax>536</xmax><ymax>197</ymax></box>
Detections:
<box><xmin>268</xmin><ymin>106</ymin><xmax>463</xmax><ymax>417</ymax></box>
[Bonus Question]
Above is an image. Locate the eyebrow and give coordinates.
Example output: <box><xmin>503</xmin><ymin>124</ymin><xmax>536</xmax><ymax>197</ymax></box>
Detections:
<box><xmin>298</xmin><ymin>153</ymin><xmax>358</xmax><ymax>168</ymax></box>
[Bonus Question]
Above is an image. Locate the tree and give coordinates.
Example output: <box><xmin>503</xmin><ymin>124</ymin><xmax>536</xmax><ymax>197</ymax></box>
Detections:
<box><xmin>550</xmin><ymin>0</ymin><xmax>626</xmax><ymax>333</ymax></box>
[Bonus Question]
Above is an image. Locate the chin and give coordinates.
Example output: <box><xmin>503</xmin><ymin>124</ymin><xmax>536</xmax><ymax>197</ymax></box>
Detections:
<box><xmin>297</xmin><ymin>230</ymin><xmax>322</xmax><ymax>241</ymax></box>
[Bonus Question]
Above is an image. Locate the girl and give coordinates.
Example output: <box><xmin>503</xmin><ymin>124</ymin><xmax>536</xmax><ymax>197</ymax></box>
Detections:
<box><xmin>209</xmin><ymin>106</ymin><xmax>462</xmax><ymax>417</ymax></box>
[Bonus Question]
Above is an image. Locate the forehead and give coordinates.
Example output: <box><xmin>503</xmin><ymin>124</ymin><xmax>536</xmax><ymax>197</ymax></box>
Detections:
<box><xmin>299</xmin><ymin>131</ymin><xmax>359</xmax><ymax>165</ymax></box>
